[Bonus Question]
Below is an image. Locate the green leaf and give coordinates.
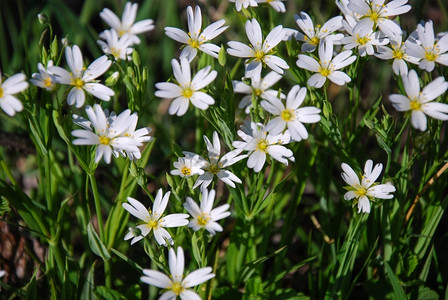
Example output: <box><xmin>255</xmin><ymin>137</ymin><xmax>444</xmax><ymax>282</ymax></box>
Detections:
<box><xmin>236</xmin><ymin>246</ymin><xmax>287</xmax><ymax>285</ymax></box>
<box><xmin>418</xmin><ymin>287</ymin><xmax>439</xmax><ymax>300</ymax></box>
<box><xmin>25</xmin><ymin>270</ymin><xmax>37</xmax><ymax>300</ymax></box>
<box><xmin>191</xmin><ymin>232</ymin><xmax>202</xmax><ymax>267</ymax></box>
<box><xmin>87</xmin><ymin>222</ymin><xmax>110</xmax><ymax>261</ymax></box>
<box><xmin>81</xmin><ymin>262</ymin><xmax>96</xmax><ymax>300</ymax></box>
<box><xmin>218</xmin><ymin>44</ymin><xmax>226</xmax><ymax>67</ymax></box>
<box><xmin>95</xmin><ymin>286</ymin><xmax>126</xmax><ymax>300</ymax></box>
<box><xmin>385</xmin><ymin>261</ymin><xmax>407</xmax><ymax>300</ymax></box>
<box><xmin>0</xmin><ymin>180</ymin><xmax>49</xmax><ymax>238</ymax></box>
<box><xmin>110</xmin><ymin>248</ymin><xmax>143</xmax><ymax>272</ymax></box>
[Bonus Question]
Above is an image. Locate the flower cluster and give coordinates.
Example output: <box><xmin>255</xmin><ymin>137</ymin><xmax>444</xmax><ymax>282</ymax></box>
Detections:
<box><xmin>71</xmin><ymin>104</ymin><xmax>152</xmax><ymax>163</ymax></box>
<box><xmin>98</xmin><ymin>2</ymin><xmax>154</xmax><ymax>60</ymax></box>
<box><xmin>6</xmin><ymin>0</ymin><xmax>448</xmax><ymax>297</ymax></box>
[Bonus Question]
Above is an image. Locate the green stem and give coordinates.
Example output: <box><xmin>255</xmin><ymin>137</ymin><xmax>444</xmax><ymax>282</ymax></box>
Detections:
<box><xmin>89</xmin><ymin>172</ymin><xmax>112</xmax><ymax>287</ymax></box>
<box><xmin>0</xmin><ymin>154</ymin><xmax>18</xmax><ymax>186</ymax></box>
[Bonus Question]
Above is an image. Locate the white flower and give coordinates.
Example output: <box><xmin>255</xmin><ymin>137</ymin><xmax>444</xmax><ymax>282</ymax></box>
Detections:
<box><xmin>233</xmin><ymin>71</ymin><xmax>284</xmax><ymax>113</ymax></box>
<box><xmin>227</xmin><ymin>19</ymin><xmax>288</xmax><ymax>79</ymax></box>
<box><xmin>165</xmin><ymin>6</ymin><xmax>228</xmax><ymax>62</ymax></box>
<box><xmin>141</xmin><ymin>246</ymin><xmax>215</xmax><ymax>299</ymax></box>
<box><xmin>336</xmin><ymin>0</ymin><xmax>362</xmax><ymax>20</ymax></box>
<box><xmin>405</xmin><ymin>20</ymin><xmax>448</xmax><ymax>72</ymax></box>
<box><xmin>0</xmin><ymin>71</ymin><xmax>28</xmax><ymax>116</ymax></box>
<box><xmin>228</xmin><ymin>0</ymin><xmax>258</xmax><ymax>11</ymax></box>
<box><xmin>97</xmin><ymin>29</ymin><xmax>134</xmax><ymax>61</ymax></box>
<box><xmin>256</xmin><ymin>0</ymin><xmax>285</xmax><ymax>12</ymax></box>
<box><xmin>116</xmin><ymin>112</ymin><xmax>152</xmax><ymax>160</ymax></box>
<box><xmin>375</xmin><ymin>34</ymin><xmax>419</xmax><ymax>75</ymax></box>
<box><xmin>347</xmin><ymin>0</ymin><xmax>411</xmax><ymax>39</ymax></box>
<box><xmin>261</xmin><ymin>85</ymin><xmax>321</xmax><ymax>141</ymax></box>
<box><xmin>187</xmin><ymin>131</ymin><xmax>247</xmax><ymax>189</ymax></box>
<box><xmin>99</xmin><ymin>2</ymin><xmax>154</xmax><ymax>45</ymax></box>
<box><xmin>30</xmin><ymin>60</ymin><xmax>58</xmax><ymax>91</ymax></box>
<box><xmin>232</xmin><ymin>122</ymin><xmax>294</xmax><ymax>172</ymax></box>
<box><xmin>341</xmin><ymin>160</ymin><xmax>396</xmax><ymax>213</ymax></box>
<box><xmin>155</xmin><ymin>58</ymin><xmax>217</xmax><ymax>116</ymax></box>
<box><xmin>296</xmin><ymin>40</ymin><xmax>356</xmax><ymax>88</ymax></box>
<box><xmin>294</xmin><ymin>12</ymin><xmax>343</xmax><ymax>52</ymax></box>
<box><xmin>389</xmin><ymin>70</ymin><xmax>448</xmax><ymax>131</ymax></box>
<box><xmin>50</xmin><ymin>45</ymin><xmax>114</xmax><ymax>107</ymax></box>
<box><xmin>123</xmin><ymin>189</ymin><xmax>189</xmax><ymax>246</ymax></box>
<box><xmin>71</xmin><ymin>104</ymin><xmax>144</xmax><ymax>164</ymax></box>
<box><xmin>0</xmin><ymin>270</ymin><xmax>5</xmax><ymax>278</ymax></box>
<box><xmin>341</xmin><ymin>15</ymin><xmax>389</xmax><ymax>57</ymax></box>
<box><xmin>171</xmin><ymin>155</ymin><xmax>205</xmax><ymax>178</ymax></box>
<box><xmin>184</xmin><ymin>189</ymin><xmax>231</xmax><ymax>235</ymax></box>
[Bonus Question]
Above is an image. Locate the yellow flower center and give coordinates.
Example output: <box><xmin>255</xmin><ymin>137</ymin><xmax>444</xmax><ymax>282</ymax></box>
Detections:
<box><xmin>410</xmin><ymin>99</ymin><xmax>422</xmax><ymax>111</ymax></box>
<box><xmin>146</xmin><ymin>218</ymin><xmax>159</xmax><ymax>229</ymax></box>
<box><xmin>354</xmin><ymin>186</ymin><xmax>367</xmax><ymax>197</ymax></box>
<box><xmin>0</xmin><ymin>86</ymin><xmax>3</xmax><ymax>98</ymax></box>
<box><xmin>281</xmin><ymin>109</ymin><xmax>295</xmax><ymax>122</ymax></box>
<box><xmin>206</xmin><ymin>163</ymin><xmax>221</xmax><ymax>175</ymax></box>
<box><xmin>188</xmin><ymin>38</ymin><xmax>201</xmax><ymax>49</ymax></box>
<box><xmin>182</xmin><ymin>87</ymin><xmax>194</xmax><ymax>98</ymax></box>
<box><xmin>357</xmin><ymin>35</ymin><xmax>370</xmax><ymax>45</ymax></box>
<box><xmin>99</xmin><ymin>136</ymin><xmax>111</xmax><ymax>145</ymax></box>
<box><xmin>254</xmin><ymin>88</ymin><xmax>262</xmax><ymax>97</ymax></box>
<box><xmin>319</xmin><ymin>67</ymin><xmax>331</xmax><ymax>77</ymax></box>
<box><xmin>309</xmin><ymin>36</ymin><xmax>320</xmax><ymax>45</ymax></box>
<box><xmin>253</xmin><ymin>49</ymin><xmax>265</xmax><ymax>61</ymax></box>
<box><xmin>170</xmin><ymin>282</ymin><xmax>185</xmax><ymax>296</ymax></box>
<box><xmin>368</xmin><ymin>9</ymin><xmax>380</xmax><ymax>23</ymax></box>
<box><xmin>72</xmin><ymin>77</ymin><xmax>84</xmax><ymax>88</ymax></box>
<box><xmin>44</xmin><ymin>77</ymin><xmax>52</xmax><ymax>88</ymax></box>
<box><xmin>424</xmin><ymin>50</ymin><xmax>437</xmax><ymax>61</ymax></box>
<box><xmin>197</xmin><ymin>214</ymin><xmax>210</xmax><ymax>226</ymax></box>
<box><xmin>392</xmin><ymin>48</ymin><xmax>405</xmax><ymax>59</ymax></box>
<box><xmin>181</xmin><ymin>167</ymin><xmax>191</xmax><ymax>176</ymax></box>
<box><xmin>256</xmin><ymin>139</ymin><xmax>269</xmax><ymax>153</ymax></box>
<box><xmin>118</xmin><ymin>29</ymin><xmax>126</xmax><ymax>37</ymax></box>
<box><xmin>110</xmin><ymin>47</ymin><xmax>121</xmax><ymax>59</ymax></box>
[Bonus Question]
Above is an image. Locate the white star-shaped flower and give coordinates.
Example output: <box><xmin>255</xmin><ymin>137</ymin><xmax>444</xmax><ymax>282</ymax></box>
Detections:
<box><xmin>185</xmin><ymin>131</ymin><xmax>247</xmax><ymax>189</ymax></box>
<box><xmin>347</xmin><ymin>0</ymin><xmax>411</xmax><ymax>39</ymax></box>
<box><xmin>389</xmin><ymin>69</ymin><xmax>448</xmax><ymax>131</ymax></box>
<box><xmin>71</xmin><ymin>104</ymin><xmax>147</xmax><ymax>164</ymax></box>
<box><xmin>155</xmin><ymin>58</ymin><xmax>217</xmax><ymax>116</ymax></box>
<box><xmin>0</xmin><ymin>70</ymin><xmax>28</xmax><ymax>116</ymax></box>
<box><xmin>30</xmin><ymin>60</ymin><xmax>58</xmax><ymax>91</ymax></box>
<box><xmin>294</xmin><ymin>12</ymin><xmax>344</xmax><ymax>52</ymax></box>
<box><xmin>184</xmin><ymin>189</ymin><xmax>231</xmax><ymax>235</ymax></box>
<box><xmin>341</xmin><ymin>160</ymin><xmax>396</xmax><ymax>213</ymax></box>
<box><xmin>405</xmin><ymin>20</ymin><xmax>448</xmax><ymax>72</ymax></box>
<box><xmin>141</xmin><ymin>247</ymin><xmax>215</xmax><ymax>299</ymax></box>
<box><xmin>233</xmin><ymin>71</ymin><xmax>284</xmax><ymax>114</ymax></box>
<box><xmin>171</xmin><ymin>155</ymin><xmax>205</xmax><ymax>178</ymax></box>
<box><xmin>340</xmin><ymin>15</ymin><xmax>389</xmax><ymax>57</ymax></box>
<box><xmin>375</xmin><ymin>34</ymin><xmax>419</xmax><ymax>75</ymax></box>
<box><xmin>232</xmin><ymin>122</ymin><xmax>294</xmax><ymax>172</ymax></box>
<box><xmin>296</xmin><ymin>40</ymin><xmax>356</xmax><ymax>88</ymax></box>
<box><xmin>97</xmin><ymin>29</ymin><xmax>134</xmax><ymax>61</ymax></box>
<box><xmin>50</xmin><ymin>45</ymin><xmax>114</xmax><ymax>107</ymax></box>
<box><xmin>165</xmin><ymin>6</ymin><xmax>228</xmax><ymax>62</ymax></box>
<box><xmin>261</xmin><ymin>85</ymin><xmax>321</xmax><ymax>142</ymax></box>
<box><xmin>99</xmin><ymin>1</ymin><xmax>154</xmax><ymax>45</ymax></box>
<box><xmin>123</xmin><ymin>189</ymin><xmax>189</xmax><ymax>246</ymax></box>
<box><xmin>227</xmin><ymin>18</ymin><xmax>289</xmax><ymax>79</ymax></box>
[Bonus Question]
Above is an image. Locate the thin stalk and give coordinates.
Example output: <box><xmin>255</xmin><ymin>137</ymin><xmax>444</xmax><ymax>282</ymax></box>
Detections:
<box><xmin>89</xmin><ymin>172</ymin><xmax>112</xmax><ymax>287</ymax></box>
